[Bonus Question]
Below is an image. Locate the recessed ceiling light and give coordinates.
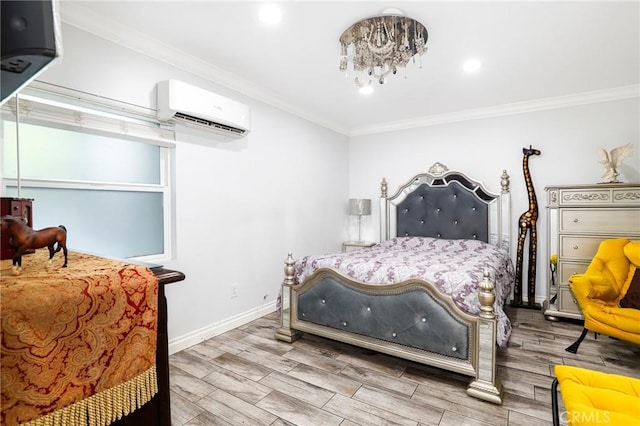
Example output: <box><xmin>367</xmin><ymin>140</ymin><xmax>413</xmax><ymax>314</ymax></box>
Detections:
<box><xmin>259</xmin><ymin>4</ymin><xmax>282</xmax><ymax>25</ymax></box>
<box><xmin>359</xmin><ymin>85</ymin><xmax>374</xmax><ymax>95</ymax></box>
<box><xmin>463</xmin><ymin>59</ymin><xmax>482</xmax><ymax>73</ymax></box>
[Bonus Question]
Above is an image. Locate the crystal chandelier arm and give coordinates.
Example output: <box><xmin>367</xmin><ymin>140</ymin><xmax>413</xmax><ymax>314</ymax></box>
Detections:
<box><xmin>339</xmin><ymin>12</ymin><xmax>428</xmax><ymax>87</ymax></box>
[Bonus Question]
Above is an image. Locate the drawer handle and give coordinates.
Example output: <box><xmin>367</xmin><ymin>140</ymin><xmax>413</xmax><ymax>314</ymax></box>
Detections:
<box><xmin>573</xmin><ymin>245</ymin><xmax>579</xmax><ymax>250</ymax></box>
<box><xmin>573</xmin><ymin>218</ymin><xmax>579</xmax><ymax>223</ymax></box>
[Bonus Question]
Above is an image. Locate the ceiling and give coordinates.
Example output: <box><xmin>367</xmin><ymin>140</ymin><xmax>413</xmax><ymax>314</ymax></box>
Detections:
<box><xmin>59</xmin><ymin>1</ymin><xmax>639</xmax><ymax>136</ymax></box>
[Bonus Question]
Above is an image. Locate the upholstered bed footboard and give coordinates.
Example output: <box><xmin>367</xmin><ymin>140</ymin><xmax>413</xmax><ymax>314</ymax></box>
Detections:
<box><xmin>296</xmin><ymin>269</ymin><xmax>475</xmax><ymax>369</ymax></box>
<box><xmin>276</xmin><ymin>254</ymin><xmax>504</xmax><ymax>404</ymax></box>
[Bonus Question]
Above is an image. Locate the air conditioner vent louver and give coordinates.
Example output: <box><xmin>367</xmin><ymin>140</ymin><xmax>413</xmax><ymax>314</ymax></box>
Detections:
<box><xmin>173</xmin><ymin>112</ymin><xmax>247</xmax><ymax>135</ymax></box>
<box><xmin>156</xmin><ymin>80</ymin><xmax>250</xmax><ymax>140</ymax></box>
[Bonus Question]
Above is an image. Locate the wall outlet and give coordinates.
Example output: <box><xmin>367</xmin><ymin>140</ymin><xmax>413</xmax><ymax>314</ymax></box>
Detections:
<box><xmin>231</xmin><ymin>284</ymin><xmax>239</xmax><ymax>298</ymax></box>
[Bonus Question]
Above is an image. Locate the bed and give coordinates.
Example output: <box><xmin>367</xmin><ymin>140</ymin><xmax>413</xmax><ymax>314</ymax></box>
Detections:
<box><xmin>275</xmin><ymin>162</ymin><xmax>513</xmax><ymax>404</ymax></box>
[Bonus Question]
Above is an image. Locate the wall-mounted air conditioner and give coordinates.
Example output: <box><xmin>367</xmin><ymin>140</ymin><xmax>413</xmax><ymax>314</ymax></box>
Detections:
<box><xmin>156</xmin><ymin>80</ymin><xmax>250</xmax><ymax>139</ymax></box>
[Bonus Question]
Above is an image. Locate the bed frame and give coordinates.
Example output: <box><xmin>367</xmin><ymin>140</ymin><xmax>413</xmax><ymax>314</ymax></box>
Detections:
<box><xmin>275</xmin><ymin>163</ymin><xmax>511</xmax><ymax>404</ymax></box>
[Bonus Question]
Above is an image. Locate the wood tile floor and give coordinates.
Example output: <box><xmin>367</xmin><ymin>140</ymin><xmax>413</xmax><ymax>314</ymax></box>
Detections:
<box><xmin>169</xmin><ymin>306</ymin><xmax>640</xmax><ymax>425</ymax></box>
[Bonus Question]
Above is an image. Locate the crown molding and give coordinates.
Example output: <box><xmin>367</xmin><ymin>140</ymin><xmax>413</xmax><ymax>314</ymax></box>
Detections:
<box><xmin>60</xmin><ymin>5</ymin><xmax>637</xmax><ymax>139</ymax></box>
<box><xmin>59</xmin><ymin>5</ymin><xmax>350</xmax><ymax>136</ymax></box>
<box><xmin>349</xmin><ymin>84</ymin><xmax>640</xmax><ymax>136</ymax></box>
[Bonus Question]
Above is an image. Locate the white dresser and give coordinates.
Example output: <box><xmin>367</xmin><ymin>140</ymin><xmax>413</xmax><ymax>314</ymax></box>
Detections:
<box><xmin>543</xmin><ymin>183</ymin><xmax>640</xmax><ymax>320</ymax></box>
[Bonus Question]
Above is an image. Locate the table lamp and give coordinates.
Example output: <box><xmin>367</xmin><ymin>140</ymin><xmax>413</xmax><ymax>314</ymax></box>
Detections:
<box><xmin>349</xmin><ymin>198</ymin><xmax>371</xmax><ymax>242</ymax></box>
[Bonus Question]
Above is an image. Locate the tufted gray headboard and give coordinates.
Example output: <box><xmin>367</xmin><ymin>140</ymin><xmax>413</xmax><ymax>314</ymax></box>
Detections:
<box><xmin>380</xmin><ymin>163</ymin><xmax>511</xmax><ymax>248</ymax></box>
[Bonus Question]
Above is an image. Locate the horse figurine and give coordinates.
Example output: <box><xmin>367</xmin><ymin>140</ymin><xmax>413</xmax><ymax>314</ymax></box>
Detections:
<box><xmin>0</xmin><ymin>215</ymin><xmax>68</xmax><ymax>274</ymax></box>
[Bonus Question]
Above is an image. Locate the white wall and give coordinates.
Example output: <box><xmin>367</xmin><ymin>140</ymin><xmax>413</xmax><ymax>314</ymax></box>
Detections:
<box><xmin>349</xmin><ymin>98</ymin><xmax>640</xmax><ymax>303</ymax></box>
<box><xmin>22</xmin><ymin>22</ymin><xmax>640</xmax><ymax>349</ymax></box>
<box><xmin>37</xmin><ymin>24</ymin><xmax>349</xmax><ymax>352</ymax></box>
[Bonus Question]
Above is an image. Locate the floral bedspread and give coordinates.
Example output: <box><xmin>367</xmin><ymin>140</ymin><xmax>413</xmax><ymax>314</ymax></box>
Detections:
<box><xmin>295</xmin><ymin>236</ymin><xmax>514</xmax><ymax>347</ymax></box>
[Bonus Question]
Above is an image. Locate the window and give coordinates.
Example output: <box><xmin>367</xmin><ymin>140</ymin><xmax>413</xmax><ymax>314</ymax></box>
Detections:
<box><xmin>1</xmin><ymin>83</ymin><xmax>175</xmax><ymax>261</ymax></box>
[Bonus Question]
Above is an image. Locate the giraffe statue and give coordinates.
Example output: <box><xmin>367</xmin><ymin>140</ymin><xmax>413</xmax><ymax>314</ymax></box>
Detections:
<box><xmin>513</xmin><ymin>146</ymin><xmax>541</xmax><ymax>308</ymax></box>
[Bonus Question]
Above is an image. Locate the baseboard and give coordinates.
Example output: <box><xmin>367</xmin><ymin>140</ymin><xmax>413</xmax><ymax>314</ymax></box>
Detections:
<box><xmin>168</xmin><ymin>300</ymin><xmax>277</xmax><ymax>355</ymax></box>
<box><xmin>507</xmin><ymin>293</ymin><xmax>547</xmax><ymax>306</ymax></box>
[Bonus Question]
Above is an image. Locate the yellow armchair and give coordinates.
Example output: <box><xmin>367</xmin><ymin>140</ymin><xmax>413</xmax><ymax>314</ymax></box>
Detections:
<box><xmin>551</xmin><ymin>365</ymin><xmax>640</xmax><ymax>426</ymax></box>
<box><xmin>566</xmin><ymin>238</ymin><xmax>640</xmax><ymax>353</ymax></box>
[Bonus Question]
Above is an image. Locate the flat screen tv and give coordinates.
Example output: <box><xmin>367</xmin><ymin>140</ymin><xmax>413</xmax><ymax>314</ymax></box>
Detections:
<box><xmin>1</xmin><ymin>0</ymin><xmax>60</xmax><ymax>105</ymax></box>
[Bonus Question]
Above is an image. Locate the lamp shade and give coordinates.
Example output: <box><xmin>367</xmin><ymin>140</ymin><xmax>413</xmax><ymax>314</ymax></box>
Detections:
<box><xmin>349</xmin><ymin>199</ymin><xmax>371</xmax><ymax>216</ymax></box>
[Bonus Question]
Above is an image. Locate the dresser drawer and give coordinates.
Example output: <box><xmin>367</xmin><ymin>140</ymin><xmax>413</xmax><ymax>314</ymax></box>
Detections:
<box><xmin>558</xmin><ymin>189</ymin><xmax>611</xmax><ymax>206</ymax></box>
<box><xmin>613</xmin><ymin>188</ymin><xmax>640</xmax><ymax>205</ymax></box>
<box><xmin>559</xmin><ymin>287</ymin><xmax>581</xmax><ymax>314</ymax></box>
<box><xmin>560</xmin><ymin>209</ymin><xmax>640</xmax><ymax>234</ymax></box>
<box><xmin>559</xmin><ymin>261</ymin><xmax>588</xmax><ymax>284</ymax></box>
<box><xmin>560</xmin><ymin>236</ymin><xmax>605</xmax><ymax>260</ymax></box>
<box><xmin>556</xmin><ymin>186</ymin><xmax>640</xmax><ymax>207</ymax></box>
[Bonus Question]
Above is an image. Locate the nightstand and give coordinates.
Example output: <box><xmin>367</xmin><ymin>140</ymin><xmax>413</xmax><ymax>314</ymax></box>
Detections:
<box><xmin>342</xmin><ymin>241</ymin><xmax>376</xmax><ymax>253</ymax></box>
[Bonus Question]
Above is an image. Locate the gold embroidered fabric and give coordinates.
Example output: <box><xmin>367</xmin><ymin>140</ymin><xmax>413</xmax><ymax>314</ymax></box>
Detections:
<box><xmin>1</xmin><ymin>250</ymin><xmax>158</xmax><ymax>425</ymax></box>
<box><xmin>21</xmin><ymin>367</ymin><xmax>157</xmax><ymax>426</ymax></box>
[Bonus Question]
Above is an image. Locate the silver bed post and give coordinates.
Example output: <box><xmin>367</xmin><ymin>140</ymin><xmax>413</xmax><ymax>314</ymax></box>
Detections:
<box><xmin>379</xmin><ymin>178</ymin><xmax>388</xmax><ymax>242</ymax></box>
<box><xmin>466</xmin><ymin>271</ymin><xmax>503</xmax><ymax>404</ymax></box>
<box><xmin>500</xmin><ymin>170</ymin><xmax>511</xmax><ymax>249</ymax></box>
<box><xmin>274</xmin><ymin>252</ymin><xmax>301</xmax><ymax>343</ymax></box>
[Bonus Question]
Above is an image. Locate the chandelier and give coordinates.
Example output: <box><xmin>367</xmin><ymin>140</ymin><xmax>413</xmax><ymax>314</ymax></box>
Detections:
<box><xmin>339</xmin><ymin>11</ymin><xmax>428</xmax><ymax>88</ymax></box>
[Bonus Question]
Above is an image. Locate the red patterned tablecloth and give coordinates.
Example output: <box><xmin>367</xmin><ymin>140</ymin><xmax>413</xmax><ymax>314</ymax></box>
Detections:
<box><xmin>1</xmin><ymin>250</ymin><xmax>158</xmax><ymax>425</ymax></box>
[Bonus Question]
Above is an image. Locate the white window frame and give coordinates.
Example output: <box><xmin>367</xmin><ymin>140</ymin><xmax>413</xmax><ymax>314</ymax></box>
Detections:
<box><xmin>0</xmin><ymin>82</ymin><xmax>176</xmax><ymax>263</ymax></box>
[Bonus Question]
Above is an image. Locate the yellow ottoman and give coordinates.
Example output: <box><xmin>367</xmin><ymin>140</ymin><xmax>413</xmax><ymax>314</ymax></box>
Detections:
<box><xmin>552</xmin><ymin>365</ymin><xmax>640</xmax><ymax>425</ymax></box>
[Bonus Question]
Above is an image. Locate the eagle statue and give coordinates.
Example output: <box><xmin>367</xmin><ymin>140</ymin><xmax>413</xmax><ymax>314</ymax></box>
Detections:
<box><xmin>597</xmin><ymin>143</ymin><xmax>633</xmax><ymax>183</ymax></box>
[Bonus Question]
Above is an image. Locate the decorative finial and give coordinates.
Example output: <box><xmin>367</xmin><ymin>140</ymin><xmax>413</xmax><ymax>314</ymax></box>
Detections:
<box><xmin>283</xmin><ymin>252</ymin><xmax>295</xmax><ymax>286</ymax></box>
<box><xmin>428</xmin><ymin>162</ymin><xmax>449</xmax><ymax>176</ymax></box>
<box><xmin>500</xmin><ymin>170</ymin><xmax>510</xmax><ymax>193</ymax></box>
<box><xmin>380</xmin><ymin>178</ymin><xmax>388</xmax><ymax>198</ymax></box>
<box><xmin>478</xmin><ymin>270</ymin><xmax>496</xmax><ymax>319</ymax></box>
